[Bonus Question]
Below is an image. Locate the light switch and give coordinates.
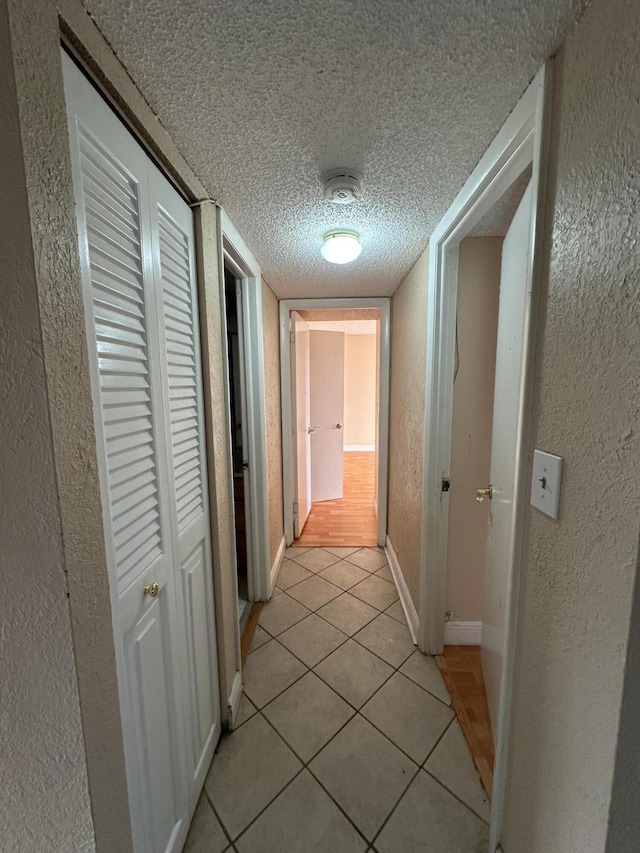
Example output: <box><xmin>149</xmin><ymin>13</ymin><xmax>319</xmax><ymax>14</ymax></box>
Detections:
<box><xmin>530</xmin><ymin>450</ymin><xmax>563</xmax><ymax>519</ymax></box>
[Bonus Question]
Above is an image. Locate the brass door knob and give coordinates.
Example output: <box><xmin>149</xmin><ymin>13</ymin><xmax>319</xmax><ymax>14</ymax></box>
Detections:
<box><xmin>476</xmin><ymin>485</ymin><xmax>493</xmax><ymax>503</ymax></box>
<box><xmin>144</xmin><ymin>582</ymin><xmax>160</xmax><ymax>598</ymax></box>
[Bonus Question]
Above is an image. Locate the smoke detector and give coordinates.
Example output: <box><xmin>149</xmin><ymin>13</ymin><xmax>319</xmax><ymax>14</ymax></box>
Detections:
<box><xmin>322</xmin><ymin>168</ymin><xmax>363</xmax><ymax>204</ymax></box>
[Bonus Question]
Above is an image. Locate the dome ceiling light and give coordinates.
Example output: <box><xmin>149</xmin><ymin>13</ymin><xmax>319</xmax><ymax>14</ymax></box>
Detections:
<box><xmin>320</xmin><ymin>230</ymin><xmax>362</xmax><ymax>265</ymax></box>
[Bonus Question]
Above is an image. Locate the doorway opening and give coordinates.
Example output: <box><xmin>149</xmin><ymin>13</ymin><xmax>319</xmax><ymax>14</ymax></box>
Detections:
<box><xmin>294</xmin><ymin>314</ymin><xmax>379</xmax><ymax>547</ymax></box>
<box><xmin>280</xmin><ymin>298</ymin><xmax>391</xmax><ymax>550</ymax></box>
<box><xmin>223</xmin><ymin>262</ymin><xmax>251</xmax><ymax>630</ymax></box>
<box><xmin>436</xmin><ymin>166</ymin><xmax>533</xmax><ymax>797</ymax></box>
<box><xmin>419</xmin><ymin>65</ymin><xmax>551</xmax><ymax>850</ymax></box>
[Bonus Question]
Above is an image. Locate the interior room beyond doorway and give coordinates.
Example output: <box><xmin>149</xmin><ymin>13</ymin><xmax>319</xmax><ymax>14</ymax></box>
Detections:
<box><xmin>293</xmin><ymin>314</ymin><xmax>380</xmax><ymax>548</ymax></box>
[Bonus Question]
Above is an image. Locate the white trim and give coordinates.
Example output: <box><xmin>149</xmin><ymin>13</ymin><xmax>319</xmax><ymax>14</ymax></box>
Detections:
<box><xmin>344</xmin><ymin>444</ymin><xmax>375</xmax><ymax>451</ymax></box>
<box><xmin>269</xmin><ymin>535</ymin><xmax>286</xmax><ymax>596</ymax></box>
<box><xmin>385</xmin><ymin>537</ymin><xmax>418</xmax><ymax>645</ymax></box>
<box><xmin>280</xmin><ymin>298</ymin><xmax>390</xmax><ymax>548</ymax></box>
<box><xmin>217</xmin><ymin>208</ymin><xmax>271</xmax><ymax>602</ymax></box>
<box><xmin>416</xmin><ymin>62</ymin><xmax>553</xmax><ymax>853</ymax></box>
<box><xmin>227</xmin><ymin>669</ymin><xmax>243</xmax><ymax>730</ymax></box>
<box><xmin>443</xmin><ymin>621</ymin><xmax>483</xmax><ymax>645</ymax></box>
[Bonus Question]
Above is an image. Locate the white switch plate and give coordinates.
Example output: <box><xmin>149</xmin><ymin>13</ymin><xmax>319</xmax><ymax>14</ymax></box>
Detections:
<box><xmin>531</xmin><ymin>450</ymin><xmax>563</xmax><ymax>519</ymax></box>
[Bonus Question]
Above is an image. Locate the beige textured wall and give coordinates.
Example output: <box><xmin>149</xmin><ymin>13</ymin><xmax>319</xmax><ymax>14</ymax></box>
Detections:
<box><xmin>503</xmin><ymin>0</ymin><xmax>640</xmax><ymax>848</ymax></box>
<box><xmin>388</xmin><ymin>246</ymin><xmax>429</xmax><ymax>607</ymax></box>
<box><xmin>3</xmin><ymin>0</ymin><xmax>240</xmax><ymax>848</ymax></box>
<box><xmin>344</xmin><ymin>334</ymin><xmax>377</xmax><ymax>447</ymax></box>
<box><xmin>446</xmin><ymin>238</ymin><xmax>502</xmax><ymax>621</ymax></box>
<box><xmin>262</xmin><ymin>280</ymin><xmax>284</xmax><ymax>567</ymax></box>
<box><xmin>0</xmin><ymin>3</ymin><xmax>95</xmax><ymax>847</ymax></box>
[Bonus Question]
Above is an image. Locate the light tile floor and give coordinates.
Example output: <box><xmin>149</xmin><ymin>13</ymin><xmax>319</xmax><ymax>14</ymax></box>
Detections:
<box><xmin>185</xmin><ymin>546</ymin><xmax>490</xmax><ymax>853</ymax></box>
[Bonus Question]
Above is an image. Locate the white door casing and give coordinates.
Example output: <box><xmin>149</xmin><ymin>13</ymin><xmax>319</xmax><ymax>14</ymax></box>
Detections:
<box><xmin>292</xmin><ymin>313</ymin><xmax>311</xmax><ymax>536</ymax></box>
<box><xmin>309</xmin><ymin>330</ymin><xmax>345</xmax><ymax>502</ymax></box>
<box><xmin>481</xmin><ymin>182</ymin><xmax>533</xmax><ymax>740</ymax></box>
<box><xmin>63</xmin><ymin>52</ymin><xmax>220</xmax><ymax>853</ymax></box>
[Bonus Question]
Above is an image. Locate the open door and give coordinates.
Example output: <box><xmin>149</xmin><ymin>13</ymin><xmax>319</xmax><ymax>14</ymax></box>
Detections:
<box><xmin>310</xmin><ymin>330</ymin><xmax>345</xmax><ymax>502</ymax></box>
<box><xmin>292</xmin><ymin>312</ymin><xmax>311</xmax><ymax>537</ymax></box>
<box><xmin>481</xmin><ymin>182</ymin><xmax>533</xmax><ymax>738</ymax></box>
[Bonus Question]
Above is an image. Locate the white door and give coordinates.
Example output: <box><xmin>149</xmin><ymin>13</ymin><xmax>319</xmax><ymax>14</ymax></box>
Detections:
<box><xmin>292</xmin><ymin>313</ymin><xmax>311</xmax><ymax>536</ymax></box>
<box><xmin>481</xmin><ymin>181</ymin><xmax>533</xmax><ymax>740</ymax></box>
<box><xmin>63</xmin><ymin>53</ymin><xmax>220</xmax><ymax>853</ymax></box>
<box><xmin>310</xmin><ymin>330</ymin><xmax>345</xmax><ymax>502</ymax></box>
<box><xmin>150</xmin><ymin>165</ymin><xmax>221</xmax><ymax>795</ymax></box>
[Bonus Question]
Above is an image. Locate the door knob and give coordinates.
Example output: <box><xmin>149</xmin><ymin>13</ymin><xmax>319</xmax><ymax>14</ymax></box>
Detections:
<box><xmin>307</xmin><ymin>426</ymin><xmax>316</xmax><ymax>435</ymax></box>
<box><xmin>144</xmin><ymin>582</ymin><xmax>160</xmax><ymax>598</ymax></box>
<box><xmin>476</xmin><ymin>485</ymin><xmax>493</xmax><ymax>503</ymax></box>
<box><xmin>332</xmin><ymin>423</ymin><xmax>343</xmax><ymax>430</ymax></box>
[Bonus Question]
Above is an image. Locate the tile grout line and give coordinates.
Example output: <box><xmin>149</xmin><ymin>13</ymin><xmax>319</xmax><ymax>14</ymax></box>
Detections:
<box><xmin>422</xmin><ymin>766</ymin><xmax>492</xmax><ymax>827</ymax></box>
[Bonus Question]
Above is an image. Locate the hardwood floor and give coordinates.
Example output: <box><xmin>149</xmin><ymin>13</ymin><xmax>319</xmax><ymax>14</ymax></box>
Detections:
<box><xmin>295</xmin><ymin>451</ymin><xmax>378</xmax><ymax>547</ymax></box>
<box><xmin>436</xmin><ymin>645</ymin><xmax>495</xmax><ymax>795</ymax></box>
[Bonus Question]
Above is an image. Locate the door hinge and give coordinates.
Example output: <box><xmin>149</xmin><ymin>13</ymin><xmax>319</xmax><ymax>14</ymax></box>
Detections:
<box><xmin>290</xmin><ymin>330</ymin><xmax>295</xmax><ymax>343</ymax></box>
<box><xmin>293</xmin><ymin>502</ymin><xmax>298</xmax><ymax>516</ymax></box>
<box><xmin>441</xmin><ymin>477</ymin><xmax>451</xmax><ymax>492</ymax></box>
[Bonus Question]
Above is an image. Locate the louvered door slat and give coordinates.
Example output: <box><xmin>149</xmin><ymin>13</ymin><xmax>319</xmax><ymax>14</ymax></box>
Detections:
<box><xmin>78</xmin><ymin>128</ymin><xmax>164</xmax><ymax>590</ymax></box>
<box><xmin>157</xmin><ymin>208</ymin><xmax>204</xmax><ymax>538</ymax></box>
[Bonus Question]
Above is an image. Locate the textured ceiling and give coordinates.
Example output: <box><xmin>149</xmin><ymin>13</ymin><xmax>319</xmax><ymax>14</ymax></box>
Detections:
<box><xmin>297</xmin><ymin>308</ymin><xmax>380</xmax><ymax>322</ymax></box>
<box><xmin>83</xmin><ymin>0</ymin><xmax>588</xmax><ymax>298</ymax></box>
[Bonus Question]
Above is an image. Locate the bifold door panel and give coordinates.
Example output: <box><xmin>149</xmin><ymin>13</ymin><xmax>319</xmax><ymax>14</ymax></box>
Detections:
<box><xmin>63</xmin><ymin>51</ymin><xmax>220</xmax><ymax>853</ymax></box>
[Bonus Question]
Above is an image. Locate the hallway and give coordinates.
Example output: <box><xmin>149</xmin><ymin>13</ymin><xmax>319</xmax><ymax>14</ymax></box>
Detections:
<box><xmin>185</xmin><ymin>547</ymin><xmax>490</xmax><ymax>852</ymax></box>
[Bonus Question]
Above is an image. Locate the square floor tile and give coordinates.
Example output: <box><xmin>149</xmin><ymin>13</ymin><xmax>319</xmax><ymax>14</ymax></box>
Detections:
<box><xmin>184</xmin><ymin>792</ymin><xmax>228</xmax><ymax>853</ymax></box>
<box><xmin>310</xmin><ymin>716</ymin><xmax>416</xmax><ymax>841</ymax></box>
<box><xmin>317</xmin><ymin>592</ymin><xmax>379</xmax><ymax>635</ymax></box>
<box><xmin>258</xmin><ymin>593</ymin><xmax>310</xmax><ymax>636</ymax></box>
<box><xmin>235</xmin><ymin>694</ymin><xmax>258</xmax><ymax>728</ymax></box>
<box><xmin>354</xmin><ymin>613</ymin><xmax>415</xmax><ymax>668</ymax></box>
<box><xmin>345</xmin><ymin>548</ymin><xmax>389</xmax><ymax>572</ymax></box>
<box><xmin>263</xmin><ymin>672</ymin><xmax>354</xmax><ymax>762</ymax></box>
<box><xmin>375</xmin><ymin>769</ymin><xmax>489</xmax><ymax>852</ymax></box>
<box><xmin>319</xmin><ymin>560</ymin><xmax>370</xmax><ymax>590</ymax></box>
<box><xmin>205</xmin><ymin>714</ymin><xmax>301</xmax><ymax>840</ymax></box>
<box><xmin>276</xmin><ymin>559</ymin><xmax>313</xmax><ymax>590</ymax></box>
<box><xmin>399</xmin><ymin>650</ymin><xmax>451</xmax><ymax>705</ymax></box>
<box><xmin>278</xmin><ymin>613</ymin><xmax>348</xmax><ymax>668</ymax></box>
<box><xmin>249</xmin><ymin>624</ymin><xmax>271</xmax><ymax>653</ymax></box>
<box><xmin>384</xmin><ymin>600</ymin><xmax>407</xmax><ymax>625</ymax></box>
<box><xmin>236</xmin><ymin>771</ymin><xmax>366</xmax><ymax>853</ymax></box>
<box><xmin>288</xmin><ymin>548</ymin><xmax>341</xmax><ymax>572</ymax></box>
<box><xmin>375</xmin><ymin>565</ymin><xmax>393</xmax><ymax>582</ymax></box>
<box><xmin>323</xmin><ymin>546</ymin><xmax>362</xmax><ymax>558</ymax></box>
<box><xmin>287</xmin><ymin>575</ymin><xmax>342</xmax><ymax>610</ymax></box>
<box><xmin>314</xmin><ymin>639</ymin><xmax>394</xmax><ymax>708</ymax></box>
<box><xmin>350</xmin><ymin>575</ymin><xmax>398</xmax><ymax>611</ymax></box>
<box><xmin>361</xmin><ymin>672</ymin><xmax>453</xmax><ymax>764</ymax></box>
<box><xmin>424</xmin><ymin>720</ymin><xmax>491</xmax><ymax>821</ymax></box>
<box><xmin>243</xmin><ymin>640</ymin><xmax>307</xmax><ymax>708</ymax></box>
<box><xmin>285</xmin><ymin>546</ymin><xmax>311</xmax><ymax>559</ymax></box>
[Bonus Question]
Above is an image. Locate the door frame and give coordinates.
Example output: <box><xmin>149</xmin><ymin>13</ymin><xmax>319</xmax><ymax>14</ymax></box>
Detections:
<box><xmin>279</xmin><ymin>297</ymin><xmax>391</xmax><ymax>547</ymax></box>
<box><xmin>417</xmin><ymin>62</ymin><xmax>552</xmax><ymax>850</ymax></box>
<box><xmin>217</xmin><ymin>208</ymin><xmax>271</xmax><ymax>601</ymax></box>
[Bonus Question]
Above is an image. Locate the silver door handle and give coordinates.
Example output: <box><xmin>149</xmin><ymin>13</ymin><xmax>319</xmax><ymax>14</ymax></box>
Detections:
<box><xmin>332</xmin><ymin>423</ymin><xmax>343</xmax><ymax>430</ymax></box>
<box><xmin>307</xmin><ymin>426</ymin><xmax>316</xmax><ymax>435</ymax></box>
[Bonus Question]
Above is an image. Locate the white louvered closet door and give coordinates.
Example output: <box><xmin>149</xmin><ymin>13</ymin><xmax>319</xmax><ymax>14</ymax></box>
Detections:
<box><xmin>63</xmin><ymin>52</ymin><xmax>220</xmax><ymax>853</ymax></box>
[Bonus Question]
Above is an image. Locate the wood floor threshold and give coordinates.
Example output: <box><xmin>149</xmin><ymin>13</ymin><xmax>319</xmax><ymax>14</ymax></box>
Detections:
<box><xmin>436</xmin><ymin>646</ymin><xmax>495</xmax><ymax>796</ymax></box>
<box><xmin>240</xmin><ymin>602</ymin><xmax>263</xmax><ymax>666</ymax></box>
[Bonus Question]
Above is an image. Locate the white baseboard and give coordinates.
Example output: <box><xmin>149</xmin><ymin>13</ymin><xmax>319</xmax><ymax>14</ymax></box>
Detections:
<box><xmin>443</xmin><ymin>620</ymin><xmax>483</xmax><ymax>645</ymax></box>
<box><xmin>344</xmin><ymin>444</ymin><xmax>375</xmax><ymax>451</ymax></box>
<box><xmin>227</xmin><ymin>669</ymin><xmax>243</xmax><ymax>729</ymax></box>
<box><xmin>385</xmin><ymin>537</ymin><xmax>418</xmax><ymax>645</ymax></box>
<box><xmin>269</xmin><ymin>535</ymin><xmax>286</xmax><ymax>596</ymax></box>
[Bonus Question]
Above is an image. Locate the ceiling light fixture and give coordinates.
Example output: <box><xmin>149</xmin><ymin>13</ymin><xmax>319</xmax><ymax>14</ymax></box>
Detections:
<box><xmin>320</xmin><ymin>230</ymin><xmax>362</xmax><ymax>265</ymax></box>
